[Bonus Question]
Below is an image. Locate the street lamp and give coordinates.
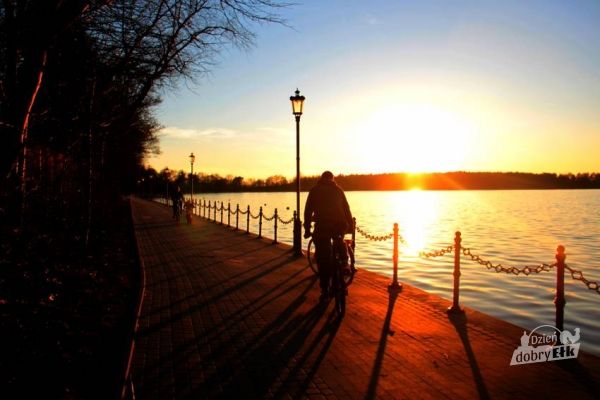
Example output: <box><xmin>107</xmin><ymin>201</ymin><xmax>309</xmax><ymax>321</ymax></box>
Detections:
<box><xmin>290</xmin><ymin>89</ymin><xmax>305</xmax><ymax>256</ymax></box>
<box><xmin>189</xmin><ymin>152</ymin><xmax>195</xmax><ymax>201</ymax></box>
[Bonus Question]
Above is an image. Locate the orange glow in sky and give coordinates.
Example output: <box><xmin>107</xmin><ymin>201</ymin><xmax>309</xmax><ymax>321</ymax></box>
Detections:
<box><xmin>148</xmin><ymin>1</ymin><xmax>600</xmax><ymax>179</ymax></box>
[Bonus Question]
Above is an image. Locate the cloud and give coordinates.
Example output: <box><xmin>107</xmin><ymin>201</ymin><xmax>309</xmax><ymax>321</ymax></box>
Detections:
<box><xmin>158</xmin><ymin>126</ymin><xmax>238</xmax><ymax>140</ymax></box>
<box><xmin>365</xmin><ymin>13</ymin><xmax>382</xmax><ymax>26</ymax></box>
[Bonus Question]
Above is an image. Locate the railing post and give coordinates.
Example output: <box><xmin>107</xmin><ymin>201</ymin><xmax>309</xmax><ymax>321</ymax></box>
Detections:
<box><xmin>388</xmin><ymin>223</ymin><xmax>402</xmax><ymax>293</ymax></box>
<box><xmin>273</xmin><ymin>208</ymin><xmax>278</xmax><ymax>244</ymax></box>
<box><xmin>246</xmin><ymin>205</ymin><xmax>250</xmax><ymax>233</ymax></box>
<box><xmin>258</xmin><ymin>206</ymin><xmax>263</xmax><ymax>238</ymax></box>
<box><xmin>554</xmin><ymin>245</ymin><xmax>566</xmax><ymax>332</ymax></box>
<box><xmin>235</xmin><ymin>204</ymin><xmax>239</xmax><ymax>230</ymax></box>
<box><xmin>448</xmin><ymin>231</ymin><xmax>464</xmax><ymax>314</ymax></box>
<box><xmin>227</xmin><ymin>202</ymin><xmax>231</xmax><ymax>227</ymax></box>
<box><xmin>220</xmin><ymin>201</ymin><xmax>224</xmax><ymax>224</ymax></box>
<box><xmin>213</xmin><ymin>201</ymin><xmax>217</xmax><ymax>221</ymax></box>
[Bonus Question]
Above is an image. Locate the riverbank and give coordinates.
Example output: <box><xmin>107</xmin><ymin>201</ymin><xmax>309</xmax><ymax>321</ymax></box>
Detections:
<box><xmin>129</xmin><ymin>197</ymin><xmax>600</xmax><ymax>399</ymax></box>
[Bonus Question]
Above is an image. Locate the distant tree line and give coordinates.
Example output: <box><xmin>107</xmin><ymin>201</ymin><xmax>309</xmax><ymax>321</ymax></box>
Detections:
<box><xmin>0</xmin><ymin>0</ymin><xmax>286</xmax><ymax>229</ymax></box>
<box><xmin>139</xmin><ymin>167</ymin><xmax>600</xmax><ymax>196</ymax></box>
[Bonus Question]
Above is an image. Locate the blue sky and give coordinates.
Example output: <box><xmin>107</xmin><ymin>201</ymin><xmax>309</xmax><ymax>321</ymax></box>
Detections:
<box><xmin>150</xmin><ymin>0</ymin><xmax>600</xmax><ymax>178</ymax></box>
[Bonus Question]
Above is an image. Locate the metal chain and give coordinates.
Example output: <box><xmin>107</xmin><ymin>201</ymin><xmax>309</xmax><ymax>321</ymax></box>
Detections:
<box><xmin>355</xmin><ymin>225</ymin><xmax>393</xmax><ymax>242</ymax></box>
<box><xmin>277</xmin><ymin>216</ymin><xmax>294</xmax><ymax>225</ymax></box>
<box><xmin>565</xmin><ymin>264</ymin><xmax>600</xmax><ymax>295</ymax></box>
<box><xmin>419</xmin><ymin>245</ymin><xmax>454</xmax><ymax>259</ymax></box>
<box><xmin>250</xmin><ymin>211</ymin><xmax>260</xmax><ymax>219</ymax></box>
<box><xmin>263</xmin><ymin>213</ymin><xmax>275</xmax><ymax>222</ymax></box>
<box><xmin>461</xmin><ymin>247</ymin><xmax>556</xmax><ymax>275</ymax></box>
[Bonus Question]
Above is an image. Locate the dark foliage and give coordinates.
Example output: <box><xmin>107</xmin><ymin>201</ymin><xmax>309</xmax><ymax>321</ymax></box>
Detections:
<box><xmin>0</xmin><ymin>197</ymin><xmax>137</xmax><ymax>398</ymax></box>
<box><xmin>0</xmin><ymin>1</ymin><xmax>287</xmax><ymax>397</ymax></box>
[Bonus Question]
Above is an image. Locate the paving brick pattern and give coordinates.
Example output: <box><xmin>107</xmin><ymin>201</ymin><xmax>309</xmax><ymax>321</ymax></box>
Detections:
<box><xmin>130</xmin><ymin>197</ymin><xmax>600</xmax><ymax>399</ymax></box>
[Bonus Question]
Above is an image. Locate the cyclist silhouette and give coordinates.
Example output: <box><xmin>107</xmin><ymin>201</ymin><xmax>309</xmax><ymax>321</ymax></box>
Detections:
<box><xmin>171</xmin><ymin>186</ymin><xmax>184</xmax><ymax>221</ymax></box>
<box><xmin>304</xmin><ymin>171</ymin><xmax>354</xmax><ymax>302</ymax></box>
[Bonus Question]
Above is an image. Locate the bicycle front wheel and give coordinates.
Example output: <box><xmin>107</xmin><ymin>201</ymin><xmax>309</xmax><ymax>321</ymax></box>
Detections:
<box><xmin>306</xmin><ymin>239</ymin><xmax>319</xmax><ymax>275</ymax></box>
<box><xmin>343</xmin><ymin>243</ymin><xmax>357</xmax><ymax>286</ymax></box>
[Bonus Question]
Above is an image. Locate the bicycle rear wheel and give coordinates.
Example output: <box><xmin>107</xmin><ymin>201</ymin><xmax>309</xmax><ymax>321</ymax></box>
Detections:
<box><xmin>306</xmin><ymin>239</ymin><xmax>319</xmax><ymax>275</ymax></box>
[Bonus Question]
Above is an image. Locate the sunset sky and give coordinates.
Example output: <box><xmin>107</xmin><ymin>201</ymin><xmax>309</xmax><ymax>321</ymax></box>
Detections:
<box><xmin>148</xmin><ymin>0</ymin><xmax>600</xmax><ymax>179</ymax></box>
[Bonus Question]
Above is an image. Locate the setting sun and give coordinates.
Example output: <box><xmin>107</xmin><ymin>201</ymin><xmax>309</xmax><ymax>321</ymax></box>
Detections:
<box><xmin>351</xmin><ymin>104</ymin><xmax>475</xmax><ymax>173</ymax></box>
<box><xmin>391</xmin><ymin>188</ymin><xmax>439</xmax><ymax>255</ymax></box>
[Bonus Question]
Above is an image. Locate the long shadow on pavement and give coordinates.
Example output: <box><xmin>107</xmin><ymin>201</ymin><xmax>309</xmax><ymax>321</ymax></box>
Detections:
<box><xmin>365</xmin><ymin>290</ymin><xmax>399</xmax><ymax>400</ymax></box>
<box><xmin>138</xmin><ymin>254</ymin><xmax>297</xmax><ymax>331</ymax></box>
<box><xmin>188</xmin><ymin>280</ymin><xmax>325</xmax><ymax>398</ymax></box>
<box><xmin>448</xmin><ymin>312</ymin><xmax>490</xmax><ymax>400</ymax></box>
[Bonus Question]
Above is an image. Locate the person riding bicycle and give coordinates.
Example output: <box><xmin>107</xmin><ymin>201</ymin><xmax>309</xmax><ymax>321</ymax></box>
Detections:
<box><xmin>171</xmin><ymin>186</ymin><xmax>184</xmax><ymax>221</ymax></box>
<box><xmin>304</xmin><ymin>171</ymin><xmax>354</xmax><ymax>302</ymax></box>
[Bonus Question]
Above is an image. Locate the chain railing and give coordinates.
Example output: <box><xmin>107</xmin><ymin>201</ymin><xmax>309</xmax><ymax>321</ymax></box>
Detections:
<box><xmin>460</xmin><ymin>247</ymin><xmax>556</xmax><ymax>276</ymax></box>
<box><xmin>418</xmin><ymin>232</ymin><xmax>599</xmax><ymax>331</ymax></box>
<box><xmin>565</xmin><ymin>265</ymin><xmax>600</xmax><ymax>294</ymax></box>
<box><xmin>278</xmin><ymin>214</ymin><xmax>295</xmax><ymax>225</ymax></box>
<box><xmin>192</xmin><ymin>199</ymin><xmax>296</xmax><ymax>244</ymax></box>
<box><xmin>353</xmin><ymin>223</ymin><xmax>403</xmax><ymax>292</ymax></box>
<box><xmin>355</xmin><ymin>225</ymin><xmax>393</xmax><ymax>242</ymax></box>
<box><xmin>419</xmin><ymin>246</ymin><xmax>454</xmax><ymax>259</ymax></box>
<box><xmin>156</xmin><ymin>196</ymin><xmax>599</xmax><ymax>331</ymax></box>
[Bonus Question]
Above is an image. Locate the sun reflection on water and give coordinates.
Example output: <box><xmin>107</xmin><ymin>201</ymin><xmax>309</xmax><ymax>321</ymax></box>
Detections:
<box><xmin>393</xmin><ymin>188</ymin><xmax>438</xmax><ymax>256</ymax></box>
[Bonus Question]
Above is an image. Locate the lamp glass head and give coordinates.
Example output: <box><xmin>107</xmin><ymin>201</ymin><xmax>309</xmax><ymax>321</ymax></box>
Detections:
<box><xmin>290</xmin><ymin>89</ymin><xmax>305</xmax><ymax>116</ymax></box>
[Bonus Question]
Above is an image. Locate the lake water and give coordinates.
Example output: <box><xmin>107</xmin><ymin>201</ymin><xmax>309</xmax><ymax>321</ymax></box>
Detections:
<box><xmin>183</xmin><ymin>190</ymin><xmax>600</xmax><ymax>355</ymax></box>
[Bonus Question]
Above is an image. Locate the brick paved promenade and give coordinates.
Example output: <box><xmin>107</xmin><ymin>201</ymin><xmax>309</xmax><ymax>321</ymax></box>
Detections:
<box><xmin>130</xmin><ymin>197</ymin><xmax>600</xmax><ymax>399</ymax></box>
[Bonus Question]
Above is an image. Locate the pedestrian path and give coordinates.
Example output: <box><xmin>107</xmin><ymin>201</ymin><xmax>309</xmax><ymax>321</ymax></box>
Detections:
<box><xmin>130</xmin><ymin>197</ymin><xmax>600</xmax><ymax>399</ymax></box>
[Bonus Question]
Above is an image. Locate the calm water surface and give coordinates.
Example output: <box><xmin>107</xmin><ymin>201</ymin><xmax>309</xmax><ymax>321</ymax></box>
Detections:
<box><xmin>192</xmin><ymin>190</ymin><xmax>600</xmax><ymax>355</ymax></box>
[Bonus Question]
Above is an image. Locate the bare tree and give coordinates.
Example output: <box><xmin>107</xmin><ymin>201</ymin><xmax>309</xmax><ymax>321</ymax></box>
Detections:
<box><xmin>0</xmin><ymin>0</ymin><xmax>109</xmax><ymax>217</ymax></box>
<box><xmin>0</xmin><ymin>0</ymin><xmax>288</xmax><ymax>224</ymax></box>
<box><xmin>87</xmin><ymin>0</ymin><xmax>288</xmax><ymax>115</ymax></box>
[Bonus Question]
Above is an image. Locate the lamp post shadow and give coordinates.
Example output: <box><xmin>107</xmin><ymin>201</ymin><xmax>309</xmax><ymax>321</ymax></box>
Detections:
<box><xmin>365</xmin><ymin>290</ymin><xmax>399</xmax><ymax>400</ymax></box>
<box><xmin>448</xmin><ymin>312</ymin><xmax>490</xmax><ymax>400</ymax></box>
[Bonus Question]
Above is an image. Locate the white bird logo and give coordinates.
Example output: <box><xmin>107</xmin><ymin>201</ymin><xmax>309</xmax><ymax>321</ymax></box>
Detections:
<box><xmin>560</xmin><ymin>328</ymin><xmax>581</xmax><ymax>345</ymax></box>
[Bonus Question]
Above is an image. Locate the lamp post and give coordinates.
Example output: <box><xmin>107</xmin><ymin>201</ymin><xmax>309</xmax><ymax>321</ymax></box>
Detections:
<box><xmin>189</xmin><ymin>152</ymin><xmax>195</xmax><ymax>202</ymax></box>
<box><xmin>290</xmin><ymin>89</ymin><xmax>305</xmax><ymax>256</ymax></box>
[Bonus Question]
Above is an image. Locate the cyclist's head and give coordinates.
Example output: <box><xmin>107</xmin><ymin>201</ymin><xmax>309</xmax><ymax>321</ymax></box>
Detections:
<box><xmin>321</xmin><ymin>171</ymin><xmax>334</xmax><ymax>181</ymax></box>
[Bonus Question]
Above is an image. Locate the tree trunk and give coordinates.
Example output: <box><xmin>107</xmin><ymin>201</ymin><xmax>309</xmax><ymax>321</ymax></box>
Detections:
<box><xmin>18</xmin><ymin>49</ymin><xmax>47</xmax><ymax>219</ymax></box>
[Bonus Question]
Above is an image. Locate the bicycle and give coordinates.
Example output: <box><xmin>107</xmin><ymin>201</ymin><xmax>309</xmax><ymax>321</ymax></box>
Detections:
<box><xmin>172</xmin><ymin>200</ymin><xmax>182</xmax><ymax>222</ymax></box>
<box><xmin>307</xmin><ymin>233</ymin><xmax>357</xmax><ymax>315</ymax></box>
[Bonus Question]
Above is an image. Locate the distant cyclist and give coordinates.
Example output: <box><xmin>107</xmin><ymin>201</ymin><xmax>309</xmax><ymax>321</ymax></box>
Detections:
<box><xmin>304</xmin><ymin>171</ymin><xmax>354</xmax><ymax>302</ymax></box>
<box><xmin>171</xmin><ymin>186</ymin><xmax>184</xmax><ymax>221</ymax></box>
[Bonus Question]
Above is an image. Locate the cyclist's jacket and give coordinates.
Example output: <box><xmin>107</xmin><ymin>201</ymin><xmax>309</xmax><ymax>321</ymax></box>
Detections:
<box><xmin>304</xmin><ymin>178</ymin><xmax>353</xmax><ymax>236</ymax></box>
